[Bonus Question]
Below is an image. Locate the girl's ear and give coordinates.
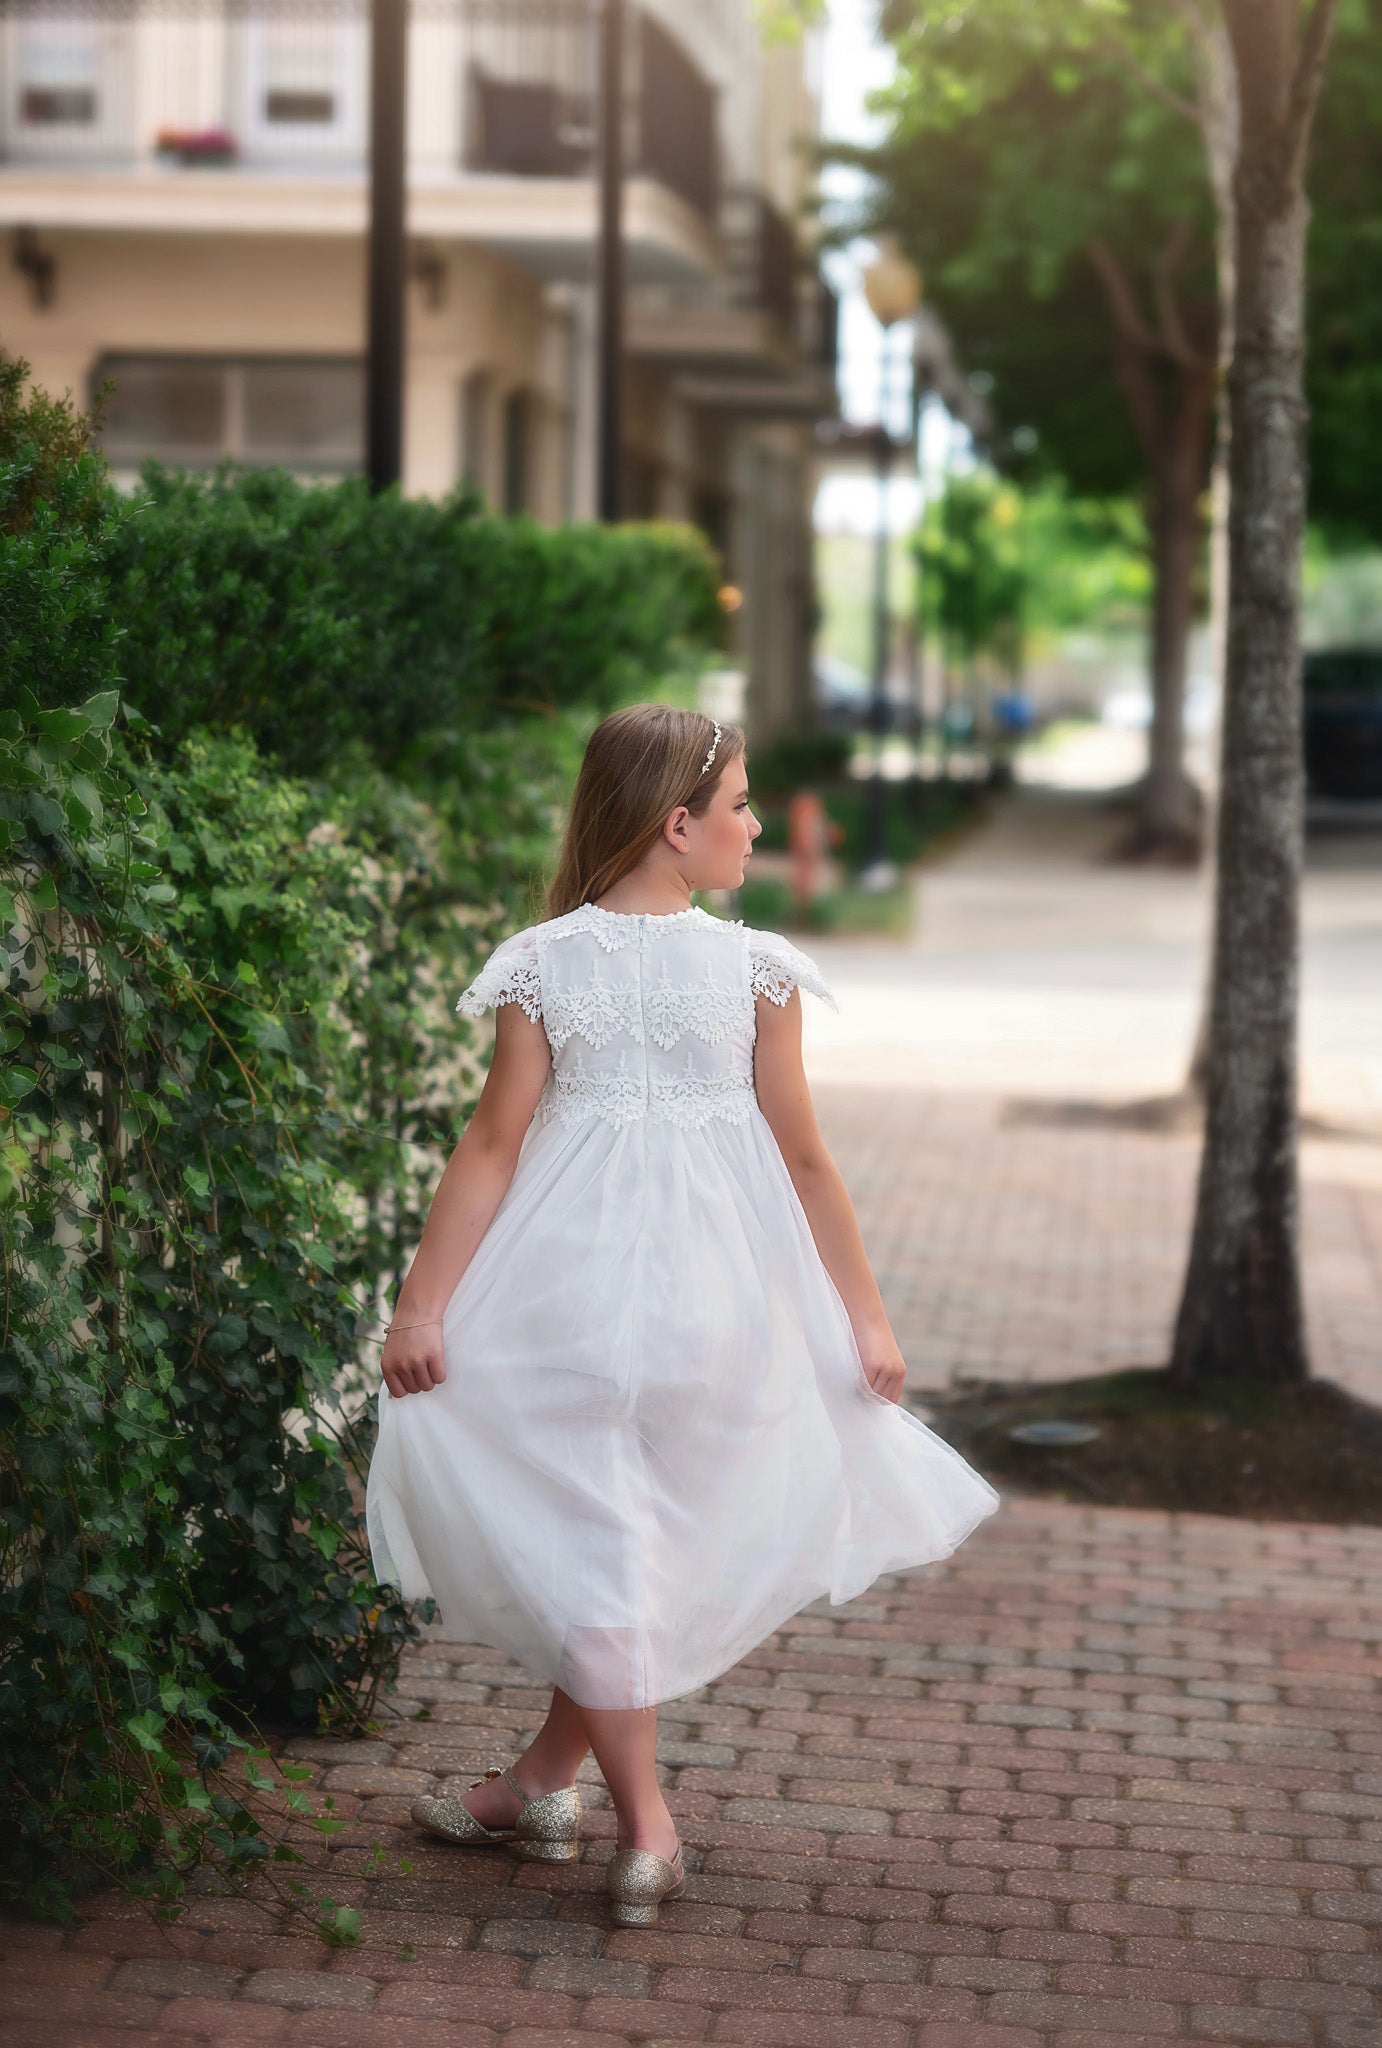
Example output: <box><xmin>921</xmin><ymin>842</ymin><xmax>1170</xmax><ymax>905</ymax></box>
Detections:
<box><xmin>662</xmin><ymin>804</ymin><xmax>692</xmax><ymax>851</ymax></box>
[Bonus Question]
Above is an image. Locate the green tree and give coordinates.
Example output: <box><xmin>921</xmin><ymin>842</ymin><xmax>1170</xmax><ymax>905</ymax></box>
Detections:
<box><xmin>866</xmin><ymin>0</ymin><xmax>1348</xmax><ymax>1384</ymax></box>
<box><xmin>916</xmin><ymin>471</ymin><xmax>1153</xmax><ymax>702</ymax></box>
<box><xmin>819</xmin><ymin>0</ymin><xmax>1356</xmax><ymax>1385</ymax></box>
<box><xmin>849</xmin><ymin>2</ymin><xmax>1218</xmax><ymax>852</ymax></box>
<box><xmin>1302</xmin><ymin>0</ymin><xmax>1382</xmax><ymax>546</ymax></box>
<box><xmin>914</xmin><ymin>470</ymin><xmax>1027</xmax><ymax>687</ymax></box>
<box><xmin>1170</xmin><ymin>0</ymin><xmax>1341</xmax><ymax>1386</ymax></box>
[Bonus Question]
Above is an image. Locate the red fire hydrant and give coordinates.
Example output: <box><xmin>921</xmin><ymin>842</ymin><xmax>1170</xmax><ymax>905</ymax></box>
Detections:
<box><xmin>788</xmin><ymin>790</ymin><xmax>831</xmax><ymax>916</ymax></box>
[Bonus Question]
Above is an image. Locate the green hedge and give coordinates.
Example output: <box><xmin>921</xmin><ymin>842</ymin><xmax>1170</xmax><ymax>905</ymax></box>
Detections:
<box><xmin>0</xmin><ymin>358</ymin><xmax>123</xmax><ymax>714</ymax></box>
<box><xmin>0</xmin><ymin>358</ymin><xmax>719</xmax><ymax>1921</ymax></box>
<box><xmin>0</xmin><ymin>686</ymin><xmax>422</xmax><ymax>1918</ymax></box>
<box><xmin>95</xmin><ymin>462</ymin><xmax>722</xmax><ymax>775</ymax></box>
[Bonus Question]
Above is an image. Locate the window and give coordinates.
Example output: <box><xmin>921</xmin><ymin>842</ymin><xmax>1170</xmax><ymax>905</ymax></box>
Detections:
<box><xmin>238</xmin><ymin>9</ymin><xmax>365</xmax><ymax>163</ymax></box>
<box><xmin>17</xmin><ymin>30</ymin><xmax>97</xmax><ymax>123</ymax></box>
<box><xmin>3</xmin><ymin>18</ymin><xmax>129</xmax><ymax>158</ymax></box>
<box><xmin>242</xmin><ymin>360</ymin><xmax>362</xmax><ymax>467</ymax></box>
<box><xmin>460</xmin><ymin>368</ymin><xmax>492</xmax><ymax>495</ymax></box>
<box><xmin>692</xmin><ymin>483</ymin><xmax>730</xmax><ymax>560</ymax></box>
<box><xmin>625</xmin><ymin>450</ymin><xmax>662</xmax><ymax>521</ymax></box>
<box><xmin>96</xmin><ymin>360</ymin><xmax>227</xmax><ymax>464</ymax></box>
<box><xmin>501</xmin><ymin>387</ymin><xmax>532</xmax><ymax>515</ymax></box>
<box><xmin>92</xmin><ymin>356</ymin><xmax>364</xmax><ymax>474</ymax></box>
<box><xmin>262</xmin><ymin>27</ymin><xmax>338</xmax><ymax>124</ymax></box>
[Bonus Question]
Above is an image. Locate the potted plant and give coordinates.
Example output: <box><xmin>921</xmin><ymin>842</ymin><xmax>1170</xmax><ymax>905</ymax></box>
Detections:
<box><xmin>153</xmin><ymin>127</ymin><xmax>237</xmax><ymax>167</ymax></box>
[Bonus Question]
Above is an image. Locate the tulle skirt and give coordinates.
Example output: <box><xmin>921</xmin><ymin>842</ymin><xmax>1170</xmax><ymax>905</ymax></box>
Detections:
<box><xmin>366</xmin><ymin>1106</ymin><xmax>1000</xmax><ymax>1710</ymax></box>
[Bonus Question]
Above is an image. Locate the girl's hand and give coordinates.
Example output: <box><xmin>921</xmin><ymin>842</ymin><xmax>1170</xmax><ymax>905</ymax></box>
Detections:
<box><xmin>856</xmin><ymin>1325</ymin><xmax>907</xmax><ymax>1404</ymax></box>
<box><xmin>382</xmin><ymin>1321</ymin><xmax>448</xmax><ymax>1398</ymax></box>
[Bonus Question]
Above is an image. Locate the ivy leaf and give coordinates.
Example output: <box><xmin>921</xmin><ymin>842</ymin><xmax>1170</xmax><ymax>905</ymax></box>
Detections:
<box><xmin>36</xmin><ymin>707</ymin><xmax>92</xmax><ymax>744</ymax></box>
<box><xmin>69</xmin><ymin>774</ymin><xmax>104</xmax><ymax>828</ymax></box>
<box><xmin>125</xmin><ymin>1709</ymin><xmax>167</xmax><ymax>1753</ymax></box>
<box><xmin>81</xmin><ymin>690</ymin><xmax>121</xmax><ymax>731</ymax></box>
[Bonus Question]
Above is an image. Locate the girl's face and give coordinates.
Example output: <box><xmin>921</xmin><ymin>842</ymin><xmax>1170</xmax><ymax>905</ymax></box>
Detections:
<box><xmin>687</xmin><ymin>754</ymin><xmax>762</xmax><ymax>890</ymax></box>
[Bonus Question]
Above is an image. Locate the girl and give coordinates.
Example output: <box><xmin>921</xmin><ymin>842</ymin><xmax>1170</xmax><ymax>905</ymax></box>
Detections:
<box><xmin>366</xmin><ymin>703</ymin><xmax>999</xmax><ymax>1927</ymax></box>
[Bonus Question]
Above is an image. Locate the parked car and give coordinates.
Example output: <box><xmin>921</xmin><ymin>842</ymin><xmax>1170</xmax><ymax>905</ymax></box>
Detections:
<box><xmin>1101</xmin><ymin>676</ymin><xmax>1219</xmax><ymax>738</ymax></box>
<box><xmin>813</xmin><ymin>654</ymin><xmax>910</xmax><ymax>736</ymax></box>
<box><xmin>1303</xmin><ymin>649</ymin><xmax>1382</xmax><ymax>799</ymax></box>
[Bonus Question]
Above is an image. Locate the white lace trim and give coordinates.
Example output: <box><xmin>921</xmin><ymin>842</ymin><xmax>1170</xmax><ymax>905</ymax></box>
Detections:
<box><xmin>539</xmin><ymin>1045</ymin><xmax>757</xmax><ymax>1131</ymax></box>
<box><xmin>456</xmin><ymin>916</ymin><xmax>837</xmax><ymax>1123</ymax></box>
<box><xmin>455</xmin><ymin>929</ymin><xmax>543</xmax><ymax>1024</ymax></box>
<box><xmin>541</xmin><ymin>1047</ymin><xmax>646</xmax><ymax>1128</ymax></box>
<box><xmin>746</xmin><ymin>928</ymin><xmax>838</xmax><ymax>1011</ymax></box>
<box><xmin>646</xmin><ymin>958</ymin><xmax>748</xmax><ymax>1050</ymax></box>
<box><xmin>650</xmin><ymin>1055</ymin><xmax>758</xmax><ymax>1129</ymax></box>
<box><xmin>543</xmin><ymin>961</ymin><xmax>751</xmax><ymax>1055</ymax></box>
<box><xmin>542</xmin><ymin>971</ymin><xmax>643</xmax><ymax>1052</ymax></box>
<box><xmin>558</xmin><ymin>903</ymin><xmax>731</xmax><ymax>953</ymax></box>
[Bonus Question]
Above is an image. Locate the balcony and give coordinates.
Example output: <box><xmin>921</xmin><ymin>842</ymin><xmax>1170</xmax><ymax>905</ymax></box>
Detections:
<box><xmin>0</xmin><ymin>0</ymin><xmax>720</xmax><ymax>284</ymax></box>
<box><xmin>629</xmin><ymin>188</ymin><xmax>839</xmax><ymax>419</ymax></box>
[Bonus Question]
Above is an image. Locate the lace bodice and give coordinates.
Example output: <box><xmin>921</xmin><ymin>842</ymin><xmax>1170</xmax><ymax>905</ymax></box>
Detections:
<box><xmin>455</xmin><ymin>903</ymin><xmax>837</xmax><ymax>1132</ymax></box>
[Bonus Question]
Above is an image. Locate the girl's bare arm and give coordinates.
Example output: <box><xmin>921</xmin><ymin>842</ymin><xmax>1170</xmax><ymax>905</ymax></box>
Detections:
<box><xmin>383</xmin><ymin>1002</ymin><xmax>552</xmax><ymax>1397</ymax></box>
<box><xmin>753</xmin><ymin>987</ymin><xmax>906</xmax><ymax>1402</ymax></box>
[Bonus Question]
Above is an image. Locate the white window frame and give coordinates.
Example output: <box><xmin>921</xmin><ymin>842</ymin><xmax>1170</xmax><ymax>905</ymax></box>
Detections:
<box><xmin>92</xmin><ymin>354</ymin><xmax>364</xmax><ymax>476</ymax></box>
<box><xmin>234</xmin><ymin>6</ymin><xmax>366</xmax><ymax>166</ymax></box>
<box><xmin>1</xmin><ymin>14</ymin><xmax>131</xmax><ymax>159</ymax></box>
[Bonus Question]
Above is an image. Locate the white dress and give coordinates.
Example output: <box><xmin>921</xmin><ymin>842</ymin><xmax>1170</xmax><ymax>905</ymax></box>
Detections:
<box><xmin>366</xmin><ymin>902</ymin><xmax>999</xmax><ymax>1710</ymax></box>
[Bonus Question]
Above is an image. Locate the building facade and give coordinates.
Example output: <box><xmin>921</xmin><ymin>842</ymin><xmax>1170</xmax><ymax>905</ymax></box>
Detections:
<box><xmin>0</xmin><ymin>0</ymin><xmax>836</xmax><ymax>743</ymax></box>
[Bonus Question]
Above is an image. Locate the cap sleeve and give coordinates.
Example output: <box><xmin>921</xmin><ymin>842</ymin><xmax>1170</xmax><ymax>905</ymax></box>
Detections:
<box><xmin>746</xmin><ymin>927</ymin><xmax>838</xmax><ymax>1012</ymax></box>
<box><xmin>455</xmin><ymin>926</ymin><xmax>543</xmax><ymax>1024</ymax></box>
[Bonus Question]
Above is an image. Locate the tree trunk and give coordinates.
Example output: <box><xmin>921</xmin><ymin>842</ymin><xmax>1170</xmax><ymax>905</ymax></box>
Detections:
<box><xmin>1086</xmin><ymin>236</ymin><xmax>1216</xmax><ymax>860</ymax></box>
<box><xmin>1142</xmin><ymin>371</ymin><xmax>1216</xmax><ymax>849</ymax></box>
<box><xmin>1170</xmin><ymin>0</ymin><xmax>1333</xmax><ymax>1385</ymax></box>
<box><xmin>1183</xmin><ymin>6</ymin><xmax>1240</xmax><ymax>1096</ymax></box>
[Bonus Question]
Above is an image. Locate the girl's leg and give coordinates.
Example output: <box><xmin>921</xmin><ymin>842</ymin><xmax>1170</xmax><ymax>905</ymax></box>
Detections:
<box><xmin>462</xmin><ymin>1686</ymin><xmax>590</xmax><ymax>1827</ymax></box>
<box><xmin>577</xmin><ymin>1705</ymin><xmax>677</xmax><ymax>1858</ymax></box>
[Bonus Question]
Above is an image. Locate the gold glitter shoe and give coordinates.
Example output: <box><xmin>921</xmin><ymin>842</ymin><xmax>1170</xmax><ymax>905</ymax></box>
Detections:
<box><xmin>606</xmin><ymin>1841</ymin><xmax>686</xmax><ymax>1927</ymax></box>
<box><xmin>411</xmin><ymin>1765</ymin><xmax>582</xmax><ymax>1863</ymax></box>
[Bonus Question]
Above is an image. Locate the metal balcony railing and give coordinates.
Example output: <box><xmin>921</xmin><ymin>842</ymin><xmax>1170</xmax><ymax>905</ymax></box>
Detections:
<box><xmin>0</xmin><ymin>0</ymin><xmax>720</xmax><ymax>222</ymax></box>
<box><xmin>720</xmin><ymin>188</ymin><xmax>797</xmax><ymax>332</ymax></box>
<box><xmin>638</xmin><ymin>185</ymin><xmax>834</xmax><ymax>379</ymax></box>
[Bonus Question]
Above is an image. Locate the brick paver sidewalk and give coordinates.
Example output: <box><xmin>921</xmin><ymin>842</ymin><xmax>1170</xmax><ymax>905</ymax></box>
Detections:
<box><xmin>817</xmin><ymin>1085</ymin><xmax>1382</xmax><ymax>1404</ymax></box>
<box><xmin>5</xmin><ymin>1498</ymin><xmax>1381</xmax><ymax>2048</ymax></box>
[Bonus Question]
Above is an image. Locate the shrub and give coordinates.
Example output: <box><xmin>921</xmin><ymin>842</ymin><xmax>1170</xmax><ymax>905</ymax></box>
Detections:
<box><xmin>0</xmin><ymin>686</ymin><xmax>424</xmax><ymax>1915</ymax></box>
<box><xmin>744</xmin><ymin>730</ymin><xmax>855</xmax><ymax>800</ymax></box>
<box><xmin>0</xmin><ymin>354</ymin><xmax>720</xmax><ymax>1920</ymax></box>
<box><xmin>0</xmin><ymin>357</ymin><xmax>125</xmax><ymax>714</ymax></box>
<box><xmin>100</xmin><ymin>462</ymin><xmax>723</xmax><ymax>775</ymax></box>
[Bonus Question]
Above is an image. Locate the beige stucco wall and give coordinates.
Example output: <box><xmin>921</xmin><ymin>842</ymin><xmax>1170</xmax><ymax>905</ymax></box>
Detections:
<box><xmin>0</xmin><ymin>229</ymin><xmax>574</xmax><ymax>513</ymax></box>
<box><xmin>2</xmin><ymin>221</ymin><xmax>821</xmax><ymax>743</ymax></box>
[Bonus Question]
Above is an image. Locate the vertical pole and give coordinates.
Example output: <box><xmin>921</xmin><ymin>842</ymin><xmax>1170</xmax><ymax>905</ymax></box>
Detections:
<box><xmin>596</xmin><ymin>0</ymin><xmax>625</xmax><ymax>522</ymax></box>
<box><xmin>911</xmin><ymin>371</ymin><xmax>929</xmax><ymax>769</ymax></box>
<box><xmin>367</xmin><ymin>0</ymin><xmax>408</xmax><ymax>495</ymax></box>
<box><xmin>863</xmin><ymin>328</ymin><xmax>894</xmax><ymax>875</ymax></box>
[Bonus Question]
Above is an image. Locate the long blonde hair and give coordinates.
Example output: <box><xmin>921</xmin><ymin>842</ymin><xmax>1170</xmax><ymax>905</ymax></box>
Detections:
<box><xmin>542</xmin><ymin>703</ymin><xmax>745</xmax><ymax>921</ymax></box>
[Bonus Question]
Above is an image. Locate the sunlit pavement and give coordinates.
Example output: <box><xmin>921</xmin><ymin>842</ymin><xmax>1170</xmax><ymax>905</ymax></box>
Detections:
<box><xmin>797</xmin><ymin>738</ymin><xmax>1382</xmax><ymax>1401</ymax></box>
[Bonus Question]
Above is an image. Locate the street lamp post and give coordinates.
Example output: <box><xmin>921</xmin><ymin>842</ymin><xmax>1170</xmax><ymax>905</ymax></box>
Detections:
<box><xmin>908</xmin><ymin>360</ymin><xmax>937</xmax><ymax>766</ymax></box>
<box><xmin>859</xmin><ymin>239</ymin><xmax>922</xmax><ymax>885</ymax></box>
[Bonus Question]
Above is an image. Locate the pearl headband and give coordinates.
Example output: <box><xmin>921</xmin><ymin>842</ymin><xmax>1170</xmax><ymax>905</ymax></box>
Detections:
<box><xmin>698</xmin><ymin>720</ymin><xmax>722</xmax><ymax>778</ymax></box>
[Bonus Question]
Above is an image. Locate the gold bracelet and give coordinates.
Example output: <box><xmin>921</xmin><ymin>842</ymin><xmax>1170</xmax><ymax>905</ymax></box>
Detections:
<box><xmin>389</xmin><ymin>1318</ymin><xmax>443</xmax><ymax>1332</ymax></box>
